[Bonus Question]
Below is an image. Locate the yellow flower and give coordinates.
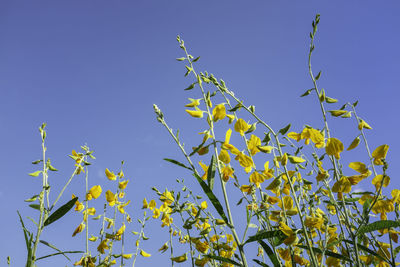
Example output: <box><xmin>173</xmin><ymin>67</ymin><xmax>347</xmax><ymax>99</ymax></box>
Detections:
<box><xmin>148</xmin><ymin>199</ymin><xmax>157</xmax><ymax>210</ymax></box>
<box><xmin>304</xmin><ymin>216</ymin><xmax>324</xmax><ymax>230</ymax></box>
<box><xmin>249</xmin><ymin>171</ymin><xmax>266</xmax><ymax>188</ymax></box>
<box><xmin>116</xmin><ymin>223</ymin><xmax>126</xmax><ymax>236</ymax></box>
<box><xmin>122</xmin><ymin>254</ymin><xmax>132</xmax><ymax>259</ymax></box>
<box><xmin>326</xmin><ymin>138</ymin><xmax>344</xmax><ymax>159</ymax></box>
<box><xmin>348</xmin><ymin>162</ymin><xmax>369</xmax><ymax>175</ymax></box>
<box><xmin>301</xmin><ymin>127</ymin><xmax>325</xmax><ymax>148</ymax></box>
<box><xmin>72</xmin><ymin>223</ymin><xmax>85</xmax><ymax>237</ymax></box>
<box><xmin>118</xmin><ymin>200</ymin><xmax>131</xmax><ymax>214</ymax></box>
<box><xmin>140</xmin><ymin>249</ymin><xmax>151</xmax><ymax>257</ymax></box>
<box><xmin>73</xmin><ymin>195</ymin><xmax>84</xmax><ymax>212</ymax></box>
<box><xmin>105</xmin><ymin>190</ymin><xmax>116</xmax><ymax>206</ymax></box>
<box><xmin>186</xmin><ymin>108</ymin><xmax>204</xmax><ymax>118</ymax></box>
<box><xmin>160</xmin><ymin>189</ymin><xmax>174</xmax><ymax>205</ymax></box>
<box><xmin>97</xmin><ymin>239</ymin><xmax>109</xmax><ymax>254</ymax></box>
<box><xmin>247</xmin><ymin>134</ymin><xmax>261</xmax><ymax>156</ymax></box>
<box><xmin>221</xmin><ymin>165</ymin><xmax>234</xmax><ymax>182</ymax></box>
<box><xmin>240</xmin><ymin>184</ymin><xmax>253</xmax><ymax>195</ymax></box>
<box><xmin>152</xmin><ymin>208</ymin><xmax>160</xmax><ymax>219</ymax></box>
<box><xmin>358</xmin><ymin>119</ymin><xmax>372</xmax><ymax>130</ymax></box>
<box><xmin>235</xmin><ymin>152</ymin><xmax>254</xmax><ymax>173</ymax></box>
<box><xmin>212</xmin><ymin>104</ymin><xmax>226</xmax><ymax>122</ymax></box>
<box><xmin>105</xmin><ymin>168</ymin><xmax>116</xmax><ymax>180</ymax></box>
<box><xmin>372</xmin><ymin>144</ymin><xmax>389</xmax><ymax>165</ymax></box>
<box><xmin>185</xmin><ymin>98</ymin><xmax>201</xmax><ymax>107</ymax></box>
<box><xmin>87</xmin><ymin>185</ymin><xmax>102</xmax><ymax>200</ymax></box>
<box><xmin>234</xmin><ymin>118</ymin><xmax>250</xmax><ymax>136</ymax></box>
<box><xmin>200</xmin><ymin>201</ymin><xmax>208</xmax><ymax>210</ymax></box>
<box><xmin>142</xmin><ymin>198</ymin><xmax>148</xmax><ymax>209</ymax></box>
<box><xmin>332</xmin><ymin>176</ymin><xmax>352</xmax><ymax>193</ymax></box>
<box><xmin>161</xmin><ymin>213</ymin><xmax>173</xmax><ymax>227</ymax></box>
<box><xmin>195</xmin><ymin>240</ymin><xmax>209</xmax><ymax>254</ymax></box>
<box><xmin>195</xmin><ymin>257</ymin><xmax>209</xmax><ymax>267</ymax></box>
<box><xmin>226</xmin><ymin>114</ymin><xmax>235</xmax><ymax>124</ymax></box>
<box><xmin>158</xmin><ymin>242</ymin><xmax>169</xmax><ymax>253</ymax></box>
<box><xmin>372</xmin><ymin>175</ymin><xmax>390</xmax><ymax>190</ymax></box>
<box><xmin>219</xmin><ymin>149</ymin><xmax>230</xmax><ymax>164</ymax></box>
<box><xmin>171</xmin><ymin>253</ymin><xmax>187</xmax><ymax>263</ymax></box>
<box><xmin>119</xmin><ymin>180</ymin><xmax>129</xmax><ymax>190</ymax></box>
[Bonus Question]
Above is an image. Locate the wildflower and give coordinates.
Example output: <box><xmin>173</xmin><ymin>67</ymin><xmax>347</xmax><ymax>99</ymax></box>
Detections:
<box><xmin>73</xmin><ymin>195</ymin><xmax>84</xmax><ymax>211</ymax></box>
<box><xmin>97</xmin><ymin>239</ymin><xmax>109</xmax><ymax>254</ymax></box>
<box><xmin>185</xmin><ymin>98</ymin><xmax>201</xmax><ymax>107</ymax></box>
<box><xmin>221</xmin><ymin>165</ymin><xmax>234</xmax><ymax>182</ymax></box>
<box><xmin>212</xmin><ymin>104</ymin><xmax>226</xmax><ymax>121</ymax></box>
<box><xmin>119</xmin><ymin>180</ymin><xmax>129</xmax><ymax>189</ymax></box>
<box><xmin>372</xmin><ymin>144</ymin><xmax>389</xmax><ymax>165</ymax></box>
<box><xmin>358</xmin><ymin>119</ymin><xmax>372</xmax><ymax>130</ymax></box>
<box><xmin>219</xmin><ymin>149</ymin><xmax>230</xmax><ymax>164</ymax></box>
<box><xmin>160</xmin><ymin>189</ymin><xmax>174</xmax><ymax>205</ymax></box>
<box><xmin>235</xmin><ymin>152</ymin><xmax>254</xmax><ymax>173</ymax></box>
<box><xmin>372</xmin><ymin>175</ymin><xmax>390</xmax><ymax>190</ymax></box>
<box><xmin>158</xmin><ymin>242</ymin><xmax>169</xmax><ymax>253</ymax></box>
<box><xmin>326</xmin><ymin>138</ymin><xmax>344</xmax><ymax>159</ymax></box>
<box><xmin>247</xmin><ymin>134</ymin><xmax>261</xmax><ymax>155</ymax></box>
<box><xmin>105</xmin><ymin>190</ymin><xmax>116</xmax><ymax>206</ymax></box>
<box><xmin>105</xmin><ymin>168</ymin><xmax>116</xmax><ymax>180</ymax></box>
<box><xmin>186</xmin><ymin>108</ymin><xmax>204</xmax><ymax>118</ymax></box>
<box><xmin>118</xmin><ymin>200</ymin><xmax>130</xmax><ymax>214</ymax></box>
<box><xmin>72</xmin><ymin>223</ymin><xmax>85</xmax><ymax>237</ymax></box>
<box><xmin>200</xmin><ymin>201</ymin><xmax>207</xmax><ymax>210</ymax></box>
<box><xmin>171</xmin><ymin>253</ymin><xmax>187</xmax><ymax>263</ymax></box>
<box><xmin>140</xmin><ymin>249</ymin><xmax>151</xmax><ymax>257</ymax></box>
<box><xmin>142</xmin><ymin>198</ymin><xmax>148</xmax><ymax>209</ymax></box>
<box><xmin>234</xmin><ymin>118</ymin><xmax>250</xmax><ymax>136</ymax></box>
<box><xmin>249</xmin><ymin>171</ymin><xmax>266</xmax><ymax>188</ymax></box>
<box><xmin>87</xmin><ymin>185</ymin><xmax>102</xmax><ymax>200</ymax></box>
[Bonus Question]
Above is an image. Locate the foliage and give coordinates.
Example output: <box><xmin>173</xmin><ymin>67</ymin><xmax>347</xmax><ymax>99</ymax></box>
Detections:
<box><xmin>14</xmin><ymin>14</ymin><xmax>399</xmax><ymax>267</ymax></box>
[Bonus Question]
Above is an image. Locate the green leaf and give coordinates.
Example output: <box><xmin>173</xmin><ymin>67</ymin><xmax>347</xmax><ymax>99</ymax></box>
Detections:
<box><xmin>258</xmin><ymin>240</ymin><xmax>280</xmax><ymax>267</ymax></box>
<box><xmin>17</xmin><ymin>211</ymin><xmax>33</xmax><ymax>267</ymax></box>
<box><xmin>315</xmin><ymin>71</ymin><xmax>321</xmax><ymax>80</ymax></box>
<box><xmin>244</xmin><ymin>230</ymin><xmax>286</xmax><ymax>244</ymax></box>
<box><xmin>207</xmin><ymin>155</ymin><xmax>216</xmax><ymax>190</ymax></box>
<box><xmin>300</xmin><ymin>89</ymin><xmax>313</xmax><ymax>97</ymax></box>
<box><xmin>176</xmin><ymin>57</ymin><xmax>186</xmax><ymax>61</ymax></box>
<box><xmin>278</xmin><ymin>124</ymin><xmax>291</xmax><ymax>135</ymax></box>
<box><xmin>24</xmin><ymin>195</ymin><xmax>39</xmax><ymax>202</ymax></box>
<box><xmin>204</xmin><ymin>255</ymin><xmax>242</xmax><ymax>266</ymax></box>
<box><xmin>29</xmin><ymin>204</ymin><xmax>40</xmax><ymax>210</ymax></box>
<box><xmin>43</xmin><ymin>197</ymin><xmax>78</xmax><ymax>227</ymax></box>
<box><xmin>253</xmin><ymin>259</ymin><xmax>270</xmax><ymax>267</ymax></box>
<box><xmin>184</xmin><ymin>83</ymin><xmax>196</xmax><ymax>91</ymax></box>
<box><xmin>193</xmin><ymin>173</ymin><xmax>229</xmax><ymax>224</ymax></box>
<box><xmin>39</xmin><ymin>240</ymin><xmax>72</xmax><ymax>261</ymax></box>
<box><xmin>163</xmin><ymin>158</ymin><xmax>192</xmax><ymax>171</ymax></box>
<box><xmin>343</xmin><ymin>239</ymin><xmax>388</xmax><ymax>263</ymax></box>
<box><xmin>36</xmin><ymin>251</ymin><xmax>84</xmax><ymax>261</ymax></box>
<box><xmin>357</xmin><ymin>220</ymin><xmax>400</xmax><ymax>237</ymax></box>
<box><xmin>228</xmin><ymin>102</ymin><xmax>243</xmax><ymax>112</ymax></box>
<box><xmin>32</xmin><ymin>160</ymin><xmax>42</xmax><ymax>165</ymax></box>
<box><xmin>29</xmin><ymin>171</ymin><xmax>42</xmax><ymax>177</ymax></box>
<box><xmin>296</xmin><ymin>245</ymin><xmax>351</xmax><ymax>262</ymax></box>
<box><xmin>325</xmin><ymin>96</ymin><xmax>338</xmax><ymax>103</ymax></box>
<box><xmin>192</xmin><ymin>56</ymin><xmax>200</xmax><ymax>62</ymax></box>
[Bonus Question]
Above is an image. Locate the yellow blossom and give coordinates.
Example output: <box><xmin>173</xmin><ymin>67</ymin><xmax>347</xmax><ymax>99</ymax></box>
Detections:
<box><xmin>122</xmin><ymin>254</ymin><xmax>132</xmax><ymax>259</ymax></box>
<box><xmin>142</xmin><ymin>198</ymin><xmax>148</xmax><ymax>209</ymax></box>
<box><xmin>105</xmin><ymin>190</ymin><xmax>116</xmax><ymax>206</ymax></box>
<box><xmin>372</xmin><ymin>144</ymin><xmax>389</xmax><ymax>165</ymax></box>
<box><xmin>119</xmin><ymin>180</ymin><xmax>129</xmax><ymax>190</ymax></box>
<box><xmin>171</xmin><ymin>253</ymin><xmax>187</xmax><ymax>263</ymax></box>
<box><xmin>247</xmin><ymin>134</ymin><xmax>261</xmax><ymax>155</ymax></box>
<box><xmin>212</xmin><ymin>104</ymin><xmax>226</xmax><ymax>122</ymax></box>
<box><xmin>332</xmin><ymin>176</ymin><xmax>352</xmax><ymax>193</ymax></box>
<box><xmin>372</xmin><ymin>175</ymin><xmax>390</xmax><ymax>190</ymax></box>
<box><xmin>160</xmin><ymin>189</ymin><xmax>174</xmax><ymax>205</ymax></box>
<box><xmin>358</xmin><ymin>119</ymin><xmax>372</xmax><ymax>130</ymax></box>
<box><xmin>186</xmin><ymin>108</ymin><xmax>204</xmax><ymax>118</ymax></box>
<box><xmin>105</xmin><ymin>168</ymin><xmax>116</xmax><ymax>180</ymax></box>
<box><xmin>140</xmin><ymin>249</ymin><xmax>151</xmax><ymax>257</ymax></box>
<box><xmin>326</xmin><ymin>138</ymin><xmax>344</xmax><ymax>159</ymax></box>
<box><xmin>73</xmin><ymin>195</ymin><xmax>84</xmax><ymax>212</ymax></box>
<box><xmin>149</xmin><ymin>199</ymin><xmax>157</xmax><ymax>210</ymax></box>
<box><xmin>72</xmin><ymin>223</ymin><xmax>85</xmax><ymax>237</ymax></box>
<box><xmin>118</xmin><ymin>200</ymin><xmax>131</xmax><ymax>214</ymax></box>
<box><xmin>249</xmin><ymin>171</ymin><xmax>266</xmax><ymax>188</ymax></box>
<box><xmin>235</xmin><ymin>152</ymin><xmax>254</xmax><ymax>173</ymax></box>
<box><xmin>87</xmin><ymin>185</ymin><xmax>102</xmax><ymax>200</ymax></box>
<box><xmin>219</xmin><ymin>149</ymin><xmax>230</xmax><ymax>164</ymax></box>
<box><xmin>185</xmin><ymin>98</ymin><xmax>201</xmax><ymax>107</ymax></box>
<box><xmin>234</xmin><ymin>118</ymin><xmax>250</xmax><ymax>136</ymax></box>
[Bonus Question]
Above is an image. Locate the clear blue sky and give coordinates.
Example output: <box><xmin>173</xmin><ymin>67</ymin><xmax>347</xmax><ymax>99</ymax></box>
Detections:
<box><xmin>1</xmin><ymin>1</ymin><xmax>399</xmax><ymax>266</ymax></box>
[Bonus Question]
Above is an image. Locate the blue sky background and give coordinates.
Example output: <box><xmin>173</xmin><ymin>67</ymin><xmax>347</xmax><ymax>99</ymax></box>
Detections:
<box><xmin>1</xmin><ymin>1</ymin><xmax>399</xmax><ymax>266</ymax></box>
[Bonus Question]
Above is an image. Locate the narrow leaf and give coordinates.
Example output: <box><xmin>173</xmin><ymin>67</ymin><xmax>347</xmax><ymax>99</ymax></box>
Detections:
<box><xmin>29</xmin><ymin>204</ymin><xmax>40</xmax><ymax>210</ymax></box>
<box><xmin>39</xmin><ymin>240</ymin><xmax>71</xmax><ymax>260</ymax></box>
<box><xmin>258</xmin><ymin>240</ymin><xmax>280</xmax><ymax>267</ymax></box>
<box><xmin>253</xmin><ymin>259</ymin><xmax>270</xmax><ymax>267</ymax></box>
<box><xmin>296</xmin><ymin>245</ymin><xmax>351</xmax><ymax>262</ymax></box>
<box><xmin>300</xmin><ymin>89</ymin><xmax>313</xmax><ymax>97</ymax></box>
<box><xmin>357</xmin><ymin>220</ymin><xmax>400</xmax><ymax>237</ymax></box>
<box><xmin>184</xmin><ymin>83</ymin><xmax>196</xmax><ymax>91</ymax></box>
<box><xmin>44</xmin><ymin>197</ymin><xmax>78</xmax><ymax>227</ymax></box>
<box><xmin>24</xmin><ymin>195</ymin><xmax>39</xmax><ymax>202</ymax></box>
<box><xmin>278</xmin><ymin>124</ymin><xmax>291</xmax><ymax>135</ymax></box>
<box><xmin>36</xmin><ymin>251</ymin><xmax>84</xmax><ymax>261</ymax></box>
<box><xmin>193</xmin><ymin>173</ymin><xmax>228</xmax><ymax>224</ymax></box>
<box><xmin>205</xmin><ymin>255</ymin><xmax>242</xmax><ymax>266</ymax></box>
<box><xmin>163</xmin><ymin>158</ymin><xmax>192</xmax><ymax>171</ymax></box>
<box><xmin>245</xmin><ymin>230</ymin><xmax>286</xmax><ymax>244</ymax></box>
<box><xmin>29</xmin><ymin>171</ymin><xmax>42</xmax><ymax>177</ymax></box>
<box><xmin>343</xmin><ymin>239</ymin><xmax>388</xmax><ymax>263</ymax></box>
<box><xmin>207</xmin><ymin>155</ymin><xmax>216</xmax><ymax>190</ymax></box>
